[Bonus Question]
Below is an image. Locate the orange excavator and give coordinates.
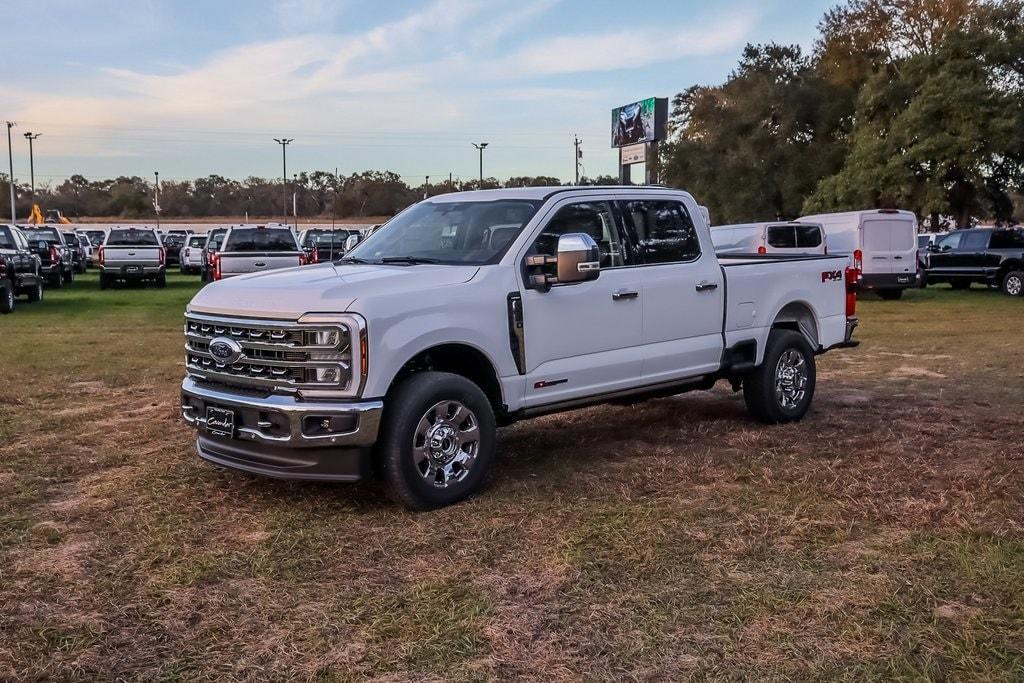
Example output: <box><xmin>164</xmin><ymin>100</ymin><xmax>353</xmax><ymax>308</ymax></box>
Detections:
<box><xmin>26</xmin><ymin>204</ymin><xmax>71</xmax><ymax>224</ymax></box>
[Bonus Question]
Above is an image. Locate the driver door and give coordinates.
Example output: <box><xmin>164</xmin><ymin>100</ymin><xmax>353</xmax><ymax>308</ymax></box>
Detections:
<box><xmin>519</xmin><ymin>199</ymin><xmax>643</xmax><ymax>408</ymax></box>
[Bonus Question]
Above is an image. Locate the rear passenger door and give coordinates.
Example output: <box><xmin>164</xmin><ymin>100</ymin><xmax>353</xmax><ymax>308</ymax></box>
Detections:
<box><xmin>618</xmin><ymin>197</ymin><xmax>725</xmax><ymax>382</ymax></box>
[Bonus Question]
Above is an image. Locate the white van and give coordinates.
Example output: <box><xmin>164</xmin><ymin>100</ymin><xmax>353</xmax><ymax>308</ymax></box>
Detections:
<box><xmin>799</xmin><ymin>209</ymin><xmax>919</xmax><ymax>299</ymax></box>
<box><xmin>710</xmin><ymin>221</ymin><xmax>827</xmax><ymax>256</ymax></box>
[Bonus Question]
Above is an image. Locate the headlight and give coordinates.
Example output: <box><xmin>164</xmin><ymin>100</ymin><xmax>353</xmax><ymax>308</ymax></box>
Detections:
<box><xmin>297</xmin><ymin>312</ymin><xmax>367</xmax><ymax>399</ymax></box>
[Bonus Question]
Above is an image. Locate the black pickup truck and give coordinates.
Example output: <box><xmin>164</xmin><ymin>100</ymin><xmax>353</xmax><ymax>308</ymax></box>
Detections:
<box><xmin>926</xmin><ymin>227</ymin><xmax>1024</xmax><ymax>296</ymax></box>
<box><xmin>21</xmin><ymin>226</ymin><xmax>75</xmax><ymax>288</ymax></box>
<box><xmin>0</xmin><ymin>225</ymin><xmax>45</xmax><ymax>313</ymax></box>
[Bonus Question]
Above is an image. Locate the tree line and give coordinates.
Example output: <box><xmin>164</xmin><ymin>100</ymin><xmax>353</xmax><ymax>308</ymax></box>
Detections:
<box><xmin>662</xmin><ymin>0</ymin><xmax>1024</xmax><ymax>228</ymax></box>
<box><xmin>0</xmin><ymin>171</ymin><xmax>619</xmax><ymax>221</ymax></box>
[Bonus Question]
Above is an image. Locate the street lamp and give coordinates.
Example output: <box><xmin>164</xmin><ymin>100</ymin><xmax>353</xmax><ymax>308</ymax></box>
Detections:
<box><xmin>23</xmin><ymin>132</ymin><xmax>41</xmax><ymax>199</ymax></box>
<box><xmin>472</xmin><ymin>142</ymin><xmax>488</xmax><ymax>184</ymax></box>
<box><xmin>5</xmin><ymin>121</ymin><xmax>15</xmax><ymax>222</ymax></box>
<box><xmin>154</xmin><ymin>171</ymin><xmax>161</xmax><ymax>230</ymax></box>
<box><xmin>273</xmin><ymin>138</ymin><xmax>293</xmax><ymax>220</ymax></box>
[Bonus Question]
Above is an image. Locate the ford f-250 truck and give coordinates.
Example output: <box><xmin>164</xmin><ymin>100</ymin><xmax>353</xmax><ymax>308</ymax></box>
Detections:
<box><xmin>210</xmin><ymin>225</ymin><xmax>306</xmax><ymax>280</ymax></box>
<box><xmin>181</xmin><ymin>187</ymin><xmax>859</xmax><ymax>510</ymax></box>
<box><xmin>98</xmin><ymin>227</ymin><xmax>167</xmax><ymax>289</ymax></box>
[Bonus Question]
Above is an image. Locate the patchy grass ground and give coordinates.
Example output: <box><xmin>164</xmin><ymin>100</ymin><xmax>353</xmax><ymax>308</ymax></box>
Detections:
<box><xmin>1</xmin><ymin>274</ymin><xmax>1022</xmax><ymax>680</ymax></box>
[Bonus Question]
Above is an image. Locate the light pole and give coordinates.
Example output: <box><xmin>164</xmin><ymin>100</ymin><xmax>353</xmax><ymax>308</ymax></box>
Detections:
<box><xmin>153</xmin><ymin>171</ymin><xmax>161</xmax><ymax>230</ymax></box>
<box><xmin>273</xmin><ymin>138</ymin><xmax>293</xmax><ymax>220</ymax></box>
<box><xmin>472</xmin><ymin>142</ymin><xmax>488</xmax><ymax>184</ymax></box>
<box><xmin>5</xmin><ymin>122</ymin><xmax>15</xmax><ymax>222</ymax></box>
<box><xmin>293</xmin><ymin>173</ymin><xmax>298</xmax><ymax>228</ymax></box>
<box><xmin>23</xmin><ymin>132</ymin><xmax>41</xmax><ymax>199</ymax></box>
<box><xmin>574</xmin><ymin>135</ymin><xmax>582</xmax><ymax>185</ymax></box>
<box><xmin>424</xmin><ymin>175</ymin><xmax>430</xmax><ymax>199</ymax></box>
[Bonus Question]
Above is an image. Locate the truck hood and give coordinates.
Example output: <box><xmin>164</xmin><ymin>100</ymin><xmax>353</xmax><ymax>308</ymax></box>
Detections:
<box><xmin>187</xmin><ymin>262</ymin><xmax>480</xmax><ymax>319</ymax></box>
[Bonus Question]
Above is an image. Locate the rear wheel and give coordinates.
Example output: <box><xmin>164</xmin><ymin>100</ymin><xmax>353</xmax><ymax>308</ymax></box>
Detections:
<box><xmin>743</xmin><ymin>329</ymin><xmax>816</xmax><ymax>424</ymax></box>
<box><xmin>878</xmin><ymin>289</ymin><xmax>903</xmax><ymax>300</ymax></box>
<box><xmin>1002</xmin><ymin>270</ymin><xmax>1024</xmax><ymax>297</ymax></box>
<box><xmin>27</xmin><ymin>278</ymin><xmax>43</xmax><ymax>302</ymax></box>
<box><xmin>378</xmin><ymin>372</ymin><xmax>496</xmax><ymax>510</ymax></box>
<box><xmin>0</xmin><ymin>280</ymin><xmax>14</xmax><ymax>314</ymax></box>
<box><xmin>156</xmin><ymin>274</ymin><xmax>167</xmax><ymax>289</ymax></box>
<box><xmin>99</xmin><ymin>273</ymin><xmax>110</xmax><ymax>290</ymax></box>
<box><xmin>48</xmin><ymin>272</ymin><xmax>64</xmax><ymax>289</ymax></box>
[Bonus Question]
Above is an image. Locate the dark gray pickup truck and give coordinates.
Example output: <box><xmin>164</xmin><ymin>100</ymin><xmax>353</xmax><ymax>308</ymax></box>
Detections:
<box><xmin>925</xmin><ymin>227</ymin><xmax>1024</xmax><ymax>296</ymax></box>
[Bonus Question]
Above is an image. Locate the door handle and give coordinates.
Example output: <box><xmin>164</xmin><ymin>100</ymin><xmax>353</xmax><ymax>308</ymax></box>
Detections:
<box><xmin>695</xmin><ymin>281</ymin><xmax>719</xmax><ymax>292</ymax></box>
<box><xmin>612</xmin><ymin>289</ymin><xmax>639</xmax><ymax>300</ymax></box>
<box><xmin>893</xmin><ymin>256</ymin><xmax>903</xmax><ymax>260</ymax></box>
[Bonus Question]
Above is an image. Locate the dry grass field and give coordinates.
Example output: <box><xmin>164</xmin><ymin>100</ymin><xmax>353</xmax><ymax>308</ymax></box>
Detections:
<box><xmin>1</xmin><ymin>273</ymin><xmax>1022</xmax><ymax>680</ymax></box>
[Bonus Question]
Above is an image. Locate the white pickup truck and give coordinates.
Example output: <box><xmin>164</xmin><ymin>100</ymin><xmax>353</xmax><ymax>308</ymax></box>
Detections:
<box><xmin>181</xmin><ymin>187</ymin><xmax>859</xmax><ymax>509</ymax></box>
<box><xmin>98</xmin><ymin>227</ymin><xmax>166</xmax><ymax>289</ymax></box>
<box><xmin>211</xmin><ymin>225</ymin><xmax>306</xmax><ymax>280</ymax></box>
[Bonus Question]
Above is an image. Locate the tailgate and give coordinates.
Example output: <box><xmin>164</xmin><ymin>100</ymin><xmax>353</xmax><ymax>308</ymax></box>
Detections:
<box><xmin>219</xmin><ymin>252</ymin><xmax>302</xmax><ymax>276</ymax></box>
<box><xmin>103</xmin><ymin>246</ymin><xmax>163</xmax><ymax>267</ymax></box>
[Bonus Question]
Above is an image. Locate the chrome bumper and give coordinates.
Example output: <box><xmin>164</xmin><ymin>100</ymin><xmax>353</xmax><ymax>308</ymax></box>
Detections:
<box><xmin>180</xmin><ymin>376</ymin><xmax>383</xmax><ymax>448</ymax></box>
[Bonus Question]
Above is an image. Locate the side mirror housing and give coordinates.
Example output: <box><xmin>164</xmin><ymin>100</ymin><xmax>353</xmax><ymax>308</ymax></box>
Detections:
<box><xmin>526</xmin><ymin>232</ymin><xmax>600</xmax><ymax>291</ymax></box>
<box><xmin>344</xmin><ymin>234</ymin><xmax>361</xmax><ymax>252</ymax></box>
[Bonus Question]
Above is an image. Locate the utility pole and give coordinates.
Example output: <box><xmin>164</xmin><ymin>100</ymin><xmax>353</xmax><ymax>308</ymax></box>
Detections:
<box><xmin>5</xmin><ymin>122</ymin><xmax>15</xmax><ymax>223</ymax></box>
<box><xmin>273</xmin><ymin>138</ymin><xmax>293</xmax><ymax>220</ymax></box>
<box><xmin>424</xmin><ymin>175</ymin><xmax>429</xmax><ymax>199</ymax></box>
<box><xmin>293</xmin><ymin>173</ymin><xmax>298</xmax><ymax>228</ymax></box>
<box><xmin>472</xmin><ymin>142</ymin><xmax>488</xmax><ymax>184</ymax></box>
<box><xmin>153</xmin><ymin>171</ymin><xmax>161</xmax><ymax>231</ymax></box>
<box><xmin>573</xmin><ymin>135</ymin><xmax>582</xmax><ymax>185</ymax></box>
<box><xmin>23</xmin><ymin>132</ymin><xmax>41</xmax><ymax>199</ymax></box>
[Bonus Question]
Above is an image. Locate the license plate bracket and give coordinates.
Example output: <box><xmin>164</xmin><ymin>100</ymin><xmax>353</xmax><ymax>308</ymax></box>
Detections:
<box><xmin>205</xmin><ymin>406</ymin><xmax>235</xmax><ymax>438</ymax></box>
<box><xmin>125</xmin><ymin>265</ymin><xmax>141</xmax><ymax>274</ymax></box>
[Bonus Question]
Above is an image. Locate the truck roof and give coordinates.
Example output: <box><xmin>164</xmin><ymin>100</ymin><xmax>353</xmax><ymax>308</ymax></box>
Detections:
<box><xmin>425</xmin><ymin>185</ymin><xmax>692</xmax><ymax>203</ymax></box>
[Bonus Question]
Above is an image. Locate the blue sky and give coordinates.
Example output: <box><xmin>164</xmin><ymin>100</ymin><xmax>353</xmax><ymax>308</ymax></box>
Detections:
<box><xmin>2</xmin><ymin>0</ymin><xmax>835</xmax><ymax>186</ymax></box>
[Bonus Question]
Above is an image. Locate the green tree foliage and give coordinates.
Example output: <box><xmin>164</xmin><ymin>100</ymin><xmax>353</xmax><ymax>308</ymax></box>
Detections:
<box><xmin>661</xmin><ymin>44</ymin><xmax>849</xmax><ymax>223</ymax></box>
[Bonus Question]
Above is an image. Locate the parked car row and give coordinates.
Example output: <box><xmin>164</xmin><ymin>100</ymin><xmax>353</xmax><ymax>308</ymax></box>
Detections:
<box><xmin>0</xmin><ymin>224</ymin><xmax>56</xmax><ymax>313</ymax></box>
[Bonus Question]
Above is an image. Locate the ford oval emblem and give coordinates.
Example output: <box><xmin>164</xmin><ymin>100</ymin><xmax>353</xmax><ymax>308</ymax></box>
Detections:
<box><xmin>209</xmin><ymin>336</ymin><xmax>242</xmax><ymax>366</ymax></box>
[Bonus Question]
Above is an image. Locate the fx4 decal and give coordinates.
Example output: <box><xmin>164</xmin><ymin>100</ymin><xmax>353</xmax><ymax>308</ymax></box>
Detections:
<box><xmin>821</xmin><ymin>270</ymin><xmax>843</xmax><ymax>283</ymax></box>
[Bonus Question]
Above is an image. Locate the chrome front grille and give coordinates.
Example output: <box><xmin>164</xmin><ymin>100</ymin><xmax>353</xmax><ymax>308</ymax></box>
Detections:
<box><xmin>184</xmin><ymin>313</ymin><xmax>353</xmax><ymax>395</ymax></box>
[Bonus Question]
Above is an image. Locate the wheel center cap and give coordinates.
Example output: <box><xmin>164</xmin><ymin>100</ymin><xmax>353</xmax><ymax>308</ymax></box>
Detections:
<box><xmin>427</xmin><ymin>423</ymin><xmax>459</xmax><ymax>461</ymax></box>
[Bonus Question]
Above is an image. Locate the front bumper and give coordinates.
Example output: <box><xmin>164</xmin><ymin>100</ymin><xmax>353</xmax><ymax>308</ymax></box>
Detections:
<box><xmin>180</xmin><ymin>377</ymin><xmax>383</xmax><ymax>481</ymax></box>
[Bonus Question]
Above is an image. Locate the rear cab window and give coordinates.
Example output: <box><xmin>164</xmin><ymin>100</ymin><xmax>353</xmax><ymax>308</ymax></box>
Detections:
<box><xmin>107</xmin><ymin>229</ymin><xmax>159</xmax><ymax>246</ymax></box>
<box><xmin>224</xmin><ymin>228</ymin><xmax>299</xmax><ymax>252</ymax></box>
<box><xmin>990</xmin><ymin>230</ymin><xmax>1024</xmax><ymax>249</ymax></box>
<box><xmin>188</xmin><ymin>236</ymin><xmax>206</xmax><ymax>248</ymax></box>
<box><xmin>23</xmin><ymin>228</ymin><xmax>61</xmax><ymax>244</ymax></box>
<box><xmin>961</xmin><ymin>231</ymin><xmax>991</xmax><ymax>250</ymax></box>
<box><xmin>620</xmin><ymin>199</ymin><xmax>701</xmax><ymax>264</ymax></box>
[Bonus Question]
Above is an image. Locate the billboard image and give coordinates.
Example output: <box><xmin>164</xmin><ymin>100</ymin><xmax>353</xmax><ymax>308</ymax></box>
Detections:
<box><xmin>611</xmin><ymin>97</ymin><xmax>668</xmax><ymax>148</ymax></box>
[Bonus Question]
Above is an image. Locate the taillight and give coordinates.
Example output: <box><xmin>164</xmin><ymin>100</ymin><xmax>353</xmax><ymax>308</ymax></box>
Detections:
<box><xmin>311</xmin><ymin>247</ymin><xmax>319</xmax><ymax>264</ymax></box>
<box><xmin>49</xmin><ymin>245</ymin><xmax>58</xmax><ymax>263</ymax></box>
<box><xmin>98</xmin><ymin>247</ymin><xmax>104</xmax><ymax>266</ymax></box>
<box><xmin>853</xmin><ymin>249</ymin><xmax>863</xmax><ymax>272</ymax></box>
<box><xmin>184</xmin><ymin>248</ymin><xmax>190</xmax><ymax>258</ymax></box>
<box><xmin>845</xmin><ymin>266</ymin><xmax>859</xmax><ymax>317</ymax></box>
<box><xmin>212</xmin><ymin>253</ymin><xmax>222</xmax><ymax>281</ymax></box>
<box><xmin>299</xmin><ymin>253</ymin><xmax>308</xmax><ymax>266</ymax></box>
<box><xmin>159</xmin><ymin>247</ymin><xmax>166</xmax><ymax>266</ymax></box>
<box><xmin>757</xmin><ymin>245</ymin><xmax>767</xmax><ymax>255</ymax></box>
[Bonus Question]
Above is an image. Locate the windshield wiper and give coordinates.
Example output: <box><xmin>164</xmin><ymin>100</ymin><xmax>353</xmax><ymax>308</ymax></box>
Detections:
<box><xmin>334</xmin><ymin>256</ymin><xmax>372</xmax><ymax>264</ymax></box>
<box><xmin>380</xmin><ymin>256</ymin><xmax>439</xmax><ymax>265</ymax></box>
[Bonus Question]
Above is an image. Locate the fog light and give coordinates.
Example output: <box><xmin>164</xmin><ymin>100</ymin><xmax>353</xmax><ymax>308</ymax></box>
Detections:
<box><xmin>303</xmin><ymin>415</ymin><xmax>358</xmax><ymax>436</ymax></box>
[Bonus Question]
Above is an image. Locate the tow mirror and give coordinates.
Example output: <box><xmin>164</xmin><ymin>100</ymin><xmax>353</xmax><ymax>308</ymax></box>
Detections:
<box><xmin>344</xmin><ymin>234</ymin><xmax>361</xmax><ymax>252</ymax></box>
<box><xmin>526</xmin><ymin>232</ymin><xmax>600</xmax><ymax>291</ymax></box>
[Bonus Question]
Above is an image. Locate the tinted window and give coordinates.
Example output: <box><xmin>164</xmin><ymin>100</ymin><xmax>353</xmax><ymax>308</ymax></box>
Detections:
<box><xmin>533</xmin><ymin>202</ymin><xmax>625</xmax><ymax>268</ymax></box>
<box><xmin>305</xmin><ymin>231</ymin><xmax>352</xmax><ymax>248</ymax></box>
<box><xmin>62</xmin><ymin>233</ymin><xmax>79</xmax><ymax>246</ymax></box>
<box><xmin>796</xmin><ymin>225</ymin><xmax>822</xmax><ymax>248</ymax></box>
<box><xmin>767</xmin><ymin>226</ymin><xmax>797</xmax><ymax>248</ymax></box>
<box><xmin>188</xmin><ymin>236</ymin><xmax>206</xmax><ymax>247</ymax></box>
<box><xmin>349</xmin><ymin>200</ymin><xmax>541</xmax><ymax>265</ymax></box>
<box><xmin>622</xmin><ymin>200</ymin><xmax>700</xmax><ymax>264</ymax></box>
<box><xmin>207</xmin><ymin>231</ymin><xmax>227</xmax><ymax>250</ymax></box>
<box><xmin>224</xmin><ymin>228</ymin><xmax>298</xmax><ymax>252</ymax></box>
<box><xmin>107</xmin><ymin>229</ymin><xmax>159</xmax><ymax>246</ymax></box>
<box><xmin>935</xmin><ymin>232</ymin><xmax>962</xmax><ymax>250</ymax></box>
<box><xmin>23</xmin><ymin>228</ymin><xmax>61</xmax><ymax>243</ymax></box>
<box><xmin>990</xmin><ymin>230</ymin><xmax>1024</xmax><ymax>249</ymax></box>
<box><xmin>0</xmin><ymin>227</ymin><xmax>14</xmax><ymax>248</ymax></box>
<box><xmin>961</xmin><ymin>231</ymin><xmax>990</xmax><ymax>250</ymax></box>
<box><xmin>917</xmin><ymin>235</ymin><xmax>931</xmax><ymax>248</ymax></box>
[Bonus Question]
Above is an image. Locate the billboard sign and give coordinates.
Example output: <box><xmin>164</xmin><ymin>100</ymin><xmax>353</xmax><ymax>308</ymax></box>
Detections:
<box><xmin>611</xmin><ymin>97</ymin><xmax>668</xmax><ymax>148</ymax></box>
<box><xmin>620</xmin><ymin>142</ymin><xmax>646</xmax><ymax>165</ymax></box>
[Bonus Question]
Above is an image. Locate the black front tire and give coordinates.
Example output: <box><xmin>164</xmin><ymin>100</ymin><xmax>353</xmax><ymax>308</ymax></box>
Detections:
<box><xmin>377</xmin><ymin>371</ymin><xmax>497</xmax><ymax>511</ymax></box>
<box><xmin>878</xmin><ymin>289</ymin><xmax>903</xmax><ymax>300</ymax></box>
<box><xmin>0</xmin><ymin>280</ymin><xmax>14</xmax><ymax>314</ymax></box>
<box><xmin>27</xmin><ymin>279</ymin><xmax>43</xmax><ymax>302</ymax></box>
<box><xmin>1001</xmin><ymin>270</ymin><xmax>1024</xmax><ymax>297</ymax></box>
<box><xmin>48</xmin><ymin>273</ymin><xmax>64</xmax><ymax>289</ymax></box>
<box><xmin>743</xmin><ymin>329</ymin><xmax>817</xmax><ymax>424</ymax></box>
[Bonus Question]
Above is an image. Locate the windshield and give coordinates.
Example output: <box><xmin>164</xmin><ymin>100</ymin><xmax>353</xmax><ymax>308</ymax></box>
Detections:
<box><xmin>107</xmin><ymin>229</ymin><xmax>159</xmax><ymax>246</ymax></box>
<box><xmin>23</xmin><ymin>228</ymin><xmax>60</xmax><ymax>243</ymax></box>
<box><xmin>224</xmin><ymin>228</ymin><xmax>298</xmax><ymax>252</ymax></box>
<box><xmin>347</xmin><ymin>199</ymin><xmax>541</xmax><ymax>265</ymax></box>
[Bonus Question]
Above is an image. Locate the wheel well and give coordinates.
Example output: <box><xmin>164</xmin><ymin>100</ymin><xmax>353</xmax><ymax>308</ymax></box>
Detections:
<box><xmin>771</xmin><ymin>302</ymin><xmax>819</xmax><ymax>350</ymax></box>
<box><xmin>388</xmin><ymin>344</ymin><xmax>504</xmax><ymax>414</ymax></box>
<box><xmin>999</xmin><ymin>261</ymin><xmax>1024</xmax><ymax>276</ymax></box>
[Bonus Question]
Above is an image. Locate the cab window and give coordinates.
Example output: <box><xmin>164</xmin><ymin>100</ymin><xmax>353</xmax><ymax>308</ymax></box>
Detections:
<box><xmin>531</xmin><ymin>201</ymin><xmax>626</xmax><ymax>268</ymax></box>
<box><xmin>961</xmin><ymin>231</ymin><xmax>990</xmax><ymax>250</ymax></box>
<box><xmin>620</xmin><ymin>200</ymin><xmax>701</xmax><ymax>264</ymax></box>
<box><xmin>935</xmin><ymin>232</ymin><xmax>963</xmax><ymax>251</ymax></box>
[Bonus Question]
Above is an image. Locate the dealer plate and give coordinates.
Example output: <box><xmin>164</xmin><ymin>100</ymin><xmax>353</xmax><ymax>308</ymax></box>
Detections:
<box><xmin>205</xmin><ymin>406</ymin><xmax>235</xmax><ymax>438</ymax></box>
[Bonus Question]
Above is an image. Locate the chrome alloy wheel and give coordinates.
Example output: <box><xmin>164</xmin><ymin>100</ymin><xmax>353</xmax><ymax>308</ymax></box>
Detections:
<box><xmin>775</xmin><ymin>348</ymin><xmax>809</xmax><ymax>410</ymax></box>
<box><xmin>1006</xmin><ymin>274</ymin><xmax>1023</xmax><ymax>296</ymax></box>
<box><xmin>413</xmin><ymin>400</ymin><xmax>480</xmax><ymax>488</ymax></box>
